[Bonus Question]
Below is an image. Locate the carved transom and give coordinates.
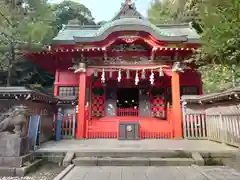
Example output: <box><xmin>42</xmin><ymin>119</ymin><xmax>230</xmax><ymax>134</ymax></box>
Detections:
<box><xmin>111</xmin><ymin>43</ymin><xmax>148</xmax><ymax>52</ymax></box>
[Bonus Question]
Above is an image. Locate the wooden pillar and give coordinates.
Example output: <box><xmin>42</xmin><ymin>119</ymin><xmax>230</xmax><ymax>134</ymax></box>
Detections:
<box><xmin>171</xmin><ymin>71</ymin><xmax>182</xmax><ymax>138</ymax></box>
<box><xmin>76</xmin><ymin>72</ymin><xmax>87</xmax><ymax>139</ymax></box>
<box><xmin>54</xmin><ymin>69</ymin><xmax>59</xmax><ymax>96</ymax></box>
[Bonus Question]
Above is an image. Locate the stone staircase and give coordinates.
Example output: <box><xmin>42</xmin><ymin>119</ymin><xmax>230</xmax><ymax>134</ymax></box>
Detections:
<box><xmin>71</xmin><ymin>150</ymin><xmax>204</xmax><ymax>166</ymax></box>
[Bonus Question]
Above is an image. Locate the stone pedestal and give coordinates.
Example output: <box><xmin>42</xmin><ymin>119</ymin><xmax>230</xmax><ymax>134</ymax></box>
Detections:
<box><xmin>0</xmin><ymin>133</ymin><xmax>35</xmax><ymax>176</ymax></box>
<box><xmin>0</xmin><ymin>134</ymin><xmax>29</xmax><ymax>157</ymax></box>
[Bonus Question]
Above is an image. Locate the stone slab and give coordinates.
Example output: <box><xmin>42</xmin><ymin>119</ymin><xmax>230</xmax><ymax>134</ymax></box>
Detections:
<box><xmin>75</xmin><ymin>150</ymin><xmax>191</xmax><ymax>158</ymax></box>
<box><xmin>61</xmin><ymin>166</ymin><xmax>240</xmax><ymax>180</ymax></box>
<box><xmin>192</xmin><ymin>152</ymin><xmax>205</xmax><ymax>166</ymax></box>
<box><xmin>98</xmin><ymin>157</ymin><xmax>150</xmax><ymax>166</ymax></box>
<box><xmin>38</xmin><ymin>139</ymin><xmax>237</xmax><ymax>154</ymax></box>
<box><xmin>53</xmin><ymin>164</ymin><xmax>75</xmax><ymax>180</ymax></box>
<box><xmin>73</xmin><ymin>157</ymin><xmax>195</xmax><ymax>166</ymax></box>
<box><xmin>150</xmin><ymin>158</ymin><xmax>194</xmax><ymax>166</ymax></box>
<box><xmin>62</xmin><ymin>152</ymin><xmax>75</xmax><ymax>167</ymax></box>
<box><xmin>0</xmin><ymin>167</ymin><xmax>15</xmax><ymax>177</ymax></box>
<box><xmin>72</xmin><ymin>157</ymin><xmax>98</xmax><ymax>166</ymax></box>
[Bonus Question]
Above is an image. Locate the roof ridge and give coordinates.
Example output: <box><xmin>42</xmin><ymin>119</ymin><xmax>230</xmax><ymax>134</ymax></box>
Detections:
<box><xmin>110</xmin><ymin>2</ymin><xmax>143</xmax><ymax>21</ymax></box>
<box><xmin>64</xmin><ymin>24</ymin><xmax>101</xmax><ymax>30</ymax></box>
<box><xmin>156</xmin><ymin>23</ymin><xmax>191</xmax><ymax>28</ymax></box>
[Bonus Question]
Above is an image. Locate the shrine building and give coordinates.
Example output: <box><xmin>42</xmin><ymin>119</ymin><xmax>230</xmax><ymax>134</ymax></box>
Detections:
<box><xmin>27</xmin><ymin>0</ymin><xmax>202</xmax><ymax>140</ymax></box>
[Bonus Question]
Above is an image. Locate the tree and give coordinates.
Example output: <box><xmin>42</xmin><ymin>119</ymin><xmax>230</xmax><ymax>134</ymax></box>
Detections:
<box><xmin>52</xmin><ymin>0</ymin><xmax>95</xmax><ymax>32</ymax></box>
<box><xmin>148</xmin><ymin>0</ymin><xmax>187</xmax><ymax>24</ymax></box>
<box><xmin>0</xmin><ymin>0</ymin><xmax>55</xmax><ymax>86</ymax></box>
<box><xmin>199</xmin><ymin>0</ymin><xmax>240</xmax><ymax>66</ymax></box>
<box><xmin>199</xmin><ymin>64</ymin><xmax>240</xmax><ymax>93</ymax></box>
<box><xmin>148</xmin><ymin>0</ymin><xmax>176</xmax><ymax>24</ymax></box>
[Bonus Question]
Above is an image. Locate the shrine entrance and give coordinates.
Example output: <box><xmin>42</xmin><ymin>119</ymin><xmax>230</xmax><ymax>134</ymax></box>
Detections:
<box><xmin>117</xmin><ymin>88</ymin><xmax>139</xmax><ymax>116</ymax></box>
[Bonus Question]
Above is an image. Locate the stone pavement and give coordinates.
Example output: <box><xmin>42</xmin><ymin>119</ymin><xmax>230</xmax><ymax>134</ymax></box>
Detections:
<box><xmin>62</xmin><ymin>166</ymin><xmax>240</xmax><ymax>180</ymax></box>
<box><xmin>38</xmin><ymin>139</ymin><xmax>237</xmax><ymax>153</ymax></box>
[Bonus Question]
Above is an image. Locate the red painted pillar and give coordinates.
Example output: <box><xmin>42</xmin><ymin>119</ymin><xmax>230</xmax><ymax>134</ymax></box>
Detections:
<box><xmin>54</xmin><ymin>69</ymin><xmax>59</xmax><ymax>96</ymax></box>
<box><xmin>76</xmin><ymin>72</ymin><xmax>87</xmax><ymax>139</ymax></box>
<box><xmin>171</xmin><ymin>71</ymin><xmax>182</xmax><ymax>138</ymax></box>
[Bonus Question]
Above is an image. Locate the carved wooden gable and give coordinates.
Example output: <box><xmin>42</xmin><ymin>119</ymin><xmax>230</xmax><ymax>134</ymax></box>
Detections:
<box><xmin>111</xmin><ymin>43</ymin><xmax>148</xmax><ymax>52</ymax></box>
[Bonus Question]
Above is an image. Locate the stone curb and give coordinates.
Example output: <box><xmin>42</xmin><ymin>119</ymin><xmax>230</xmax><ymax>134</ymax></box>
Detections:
<box><xmin>62</xmin><ymin>152</ymin><xmax>75</xmax><ymax>167</ymax></box>
<box><xmin>191</xmin><ymin>152</ymin><xmax>205</xmax><ymax>166</ymax></box>
<box><xmin>53</xmin><ymin>164</ymin><xmax>75</xmax><ymax>180</ymax></box>
<box><xmin>16</xmin><ymin>159</ymin><xmax>43</xmax><ymax>177</ymax></box>
<box><xmin>0</xmin><ymin>159</ymin><xmax>43</xmax><ymax>177</ymax></box>
<box><xmin>73</xmin><ymin>157</ymin><xmax>195</xmax><ymax>166</ymax></box>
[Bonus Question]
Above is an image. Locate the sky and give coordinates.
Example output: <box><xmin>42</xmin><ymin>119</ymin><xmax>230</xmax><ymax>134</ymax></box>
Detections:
<box><xmin>49</xmin><ymin>0</ymin><xmax>152</xmax><ymax>22</ymax></box>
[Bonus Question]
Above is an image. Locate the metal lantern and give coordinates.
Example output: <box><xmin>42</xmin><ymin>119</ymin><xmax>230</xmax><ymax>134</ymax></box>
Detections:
<box><xmin>109</xmin><ymin>71</ymin><xmax>113</xmax><ymax>78</ymax></box>
<box><xmin>135</xmin><ymin>71</ymin><xmax>139</xmax><ymax>85</ymax></box>
<box><xmin>126</xmin><ymin>70</ymin><xmax>130</xmax><ymax>79</ymax></box>
<box><xmin>117</xmin><ymin>69</ymin><xmax>121</xmax><ymax>82</ymax></box>
<box><xmin>159</xmin><ymin>67</ymin><xmax>164</xmax><ymax>77</ymax></box>
<box><xmin>150</xmin><ymin>69</ymin><xmax>154</xmax><ymax>85</ymax></box>
<box><xmin>101</xmin><ymin>69</ymin><xmax>105</xmax><ymax>83</ymax></box>
<box><xmin>141</xmin><ymin>69</ymin><xmax>146</xmax><ymax>79</ymax></box>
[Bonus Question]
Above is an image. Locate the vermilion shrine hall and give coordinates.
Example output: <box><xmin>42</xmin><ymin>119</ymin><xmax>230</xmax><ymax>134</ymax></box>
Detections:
<box><xmin>27</xmin><ymin>0</ymin><xmax>201</xmax><ymax>140</ymax></box>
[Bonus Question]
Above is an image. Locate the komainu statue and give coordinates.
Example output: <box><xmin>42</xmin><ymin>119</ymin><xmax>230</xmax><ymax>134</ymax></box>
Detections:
<box><xmin>0</xmin><ymin>105</ymin><xmax>28</xmax><ymax>137</ymax></box>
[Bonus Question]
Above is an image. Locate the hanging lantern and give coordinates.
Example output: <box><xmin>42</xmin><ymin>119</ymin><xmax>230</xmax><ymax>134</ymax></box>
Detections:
<box><xmin>126</xmin><ymin>70</ymin><xmax>130</xmax><ymax>79</ymax></box>
<box><xmin>159</xmin><ymin>67</ymin><xmax>164</xmax><ymax>77</ymax></box>
<box><xmin>117</xmin><ymin>69</ymin><xmax>121</xmax><ymax>82</ymax></box>
<box><xmin>135</xmin><ymin>71</ymin><xmax>139</xmax><ymax>85</ymax></box>
<box><xmin>141</xmin><ymin>69</ymin><xmax>146</xmax><ymax>79</ymax></box>
<box><xmin>94</xmin><ymin>71</ymin><xmax>98</xmax><ymax>77</ymax></box>
<box><xmin>150</xmin><ymin>69</ymin><xmax>154</xmax><ymax>85</ymax></box>
<box><xmin>109</xmin><ymin>71</ymin><xmax>113</xmax><ymax>78</ymax></box>
<box><xmin>101</xmin><ymin>69</ymin><xmax>105</xmax><ymax>83</ymax></box>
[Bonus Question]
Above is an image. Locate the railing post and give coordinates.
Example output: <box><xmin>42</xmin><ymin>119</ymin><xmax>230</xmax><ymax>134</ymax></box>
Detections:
<box><xmin>56</xmin><ymin>108</ymin><xmax>63</xmax><ymax>141</ymax></box>
<box><xmin>72</xmin><ymin>106</ymin><xmax>77</xmax><ymax>138</ymax></box>
<box><xmin>219</xmin><ymin>112</ymin><xmax>224</xmax><ymax>143</ymax></box>
<box><xmin>182</xmin><ymin>102</ymin><xmax>187</xmax><ymax>138</ymax></box>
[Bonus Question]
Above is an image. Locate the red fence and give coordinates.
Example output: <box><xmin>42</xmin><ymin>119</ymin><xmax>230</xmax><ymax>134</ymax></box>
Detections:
<box><xmin>117</xmin><ymin>108</ymin><xmax>139</xmax><ymax>116</ymax></box>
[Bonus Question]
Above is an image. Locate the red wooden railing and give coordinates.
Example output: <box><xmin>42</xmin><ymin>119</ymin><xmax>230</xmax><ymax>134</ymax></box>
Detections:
<box><xmin>117</xmin><ymin>107</ymin><xmax>139</xmax><ymax>116</ymax></box>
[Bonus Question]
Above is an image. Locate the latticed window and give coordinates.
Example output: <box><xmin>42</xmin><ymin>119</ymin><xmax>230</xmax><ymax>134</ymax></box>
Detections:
<box><xmin>58</xmin><ymin>86</ymin><xmax>79</xmax><ymax>96</ymax></box>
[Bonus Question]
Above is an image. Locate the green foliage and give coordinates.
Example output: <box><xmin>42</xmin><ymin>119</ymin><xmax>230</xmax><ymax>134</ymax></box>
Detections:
<box><xmin>200</xmin><ymin>0</ymin><xmax>240</xmax><ymax>66</ymax></box>
<box><xmin>148</xmin><ymin>0</ymin><xmax>178</xmax><ymax>24</ymax></box>
<box><xmin>52</xmin><ymin>0</ymin><xmax>95</xmax><ymax>32</ymax></box>
<box><xmin>199</xmin><ymin>65</ymin><xmax>240</xmax><ymax>93</ymax></box>
<box><xmin>147</xmin><ymin>0</ymin><xmax>240</xmax><ymax>93</ymax></box>
<box><xmin>0</xmin><ymin>0</ymin><xmax>96</xmax><ymax>90</ymax></box>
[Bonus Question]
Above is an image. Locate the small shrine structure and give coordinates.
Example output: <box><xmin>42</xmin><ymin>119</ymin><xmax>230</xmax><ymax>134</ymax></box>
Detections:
<box><xmin>26</xmin><ymin>0</ymin><xmax>202</xmax><ymax>139</ymax></box>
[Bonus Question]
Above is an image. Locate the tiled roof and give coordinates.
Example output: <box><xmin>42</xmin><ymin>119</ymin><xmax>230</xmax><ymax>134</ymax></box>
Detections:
<box><xmin>52</xmin><ymin>19</ymin><xmax>200</xmax><ymax>44</ymax></box>
<box><xmin>182</xmin><ymin>87</ymin><xmax>240</xmax><ymax>104</ymax></box>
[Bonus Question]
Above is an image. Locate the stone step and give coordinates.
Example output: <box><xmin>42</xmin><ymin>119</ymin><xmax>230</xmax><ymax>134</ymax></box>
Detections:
<box><xmin>72</xmin><ymin>157</ymin><xmax>195</xmax><ymax>166</ymax></box>
<box><xmin>75</xmin><ymin>150</ymin><xmax>190</xmax><ymax>158</ymax></box>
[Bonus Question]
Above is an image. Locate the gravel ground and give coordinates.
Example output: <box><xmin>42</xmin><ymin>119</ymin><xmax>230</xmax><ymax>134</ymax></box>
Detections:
<box><xmin>0</xmin><ymin>163</ymin><xmax>64</xmax><ymax>180</ymax></box>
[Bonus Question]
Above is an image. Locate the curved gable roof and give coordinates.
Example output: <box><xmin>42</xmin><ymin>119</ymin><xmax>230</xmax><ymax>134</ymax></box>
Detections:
<box><xmin>73</xmin><ymin>18</ymin><xmax>189</xmax><ymax>43</ymax></box>
<box><xmin>52</xmin><ymin>18</ymin><xmax>200</xmax><ymax>45</ymax></box>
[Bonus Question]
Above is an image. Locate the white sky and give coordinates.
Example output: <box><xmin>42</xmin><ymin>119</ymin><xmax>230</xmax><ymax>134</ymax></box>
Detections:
<box><xmin>48</xmin><ymin>0</ymin><xmax>152</xmax><ymax>22</ymax></box>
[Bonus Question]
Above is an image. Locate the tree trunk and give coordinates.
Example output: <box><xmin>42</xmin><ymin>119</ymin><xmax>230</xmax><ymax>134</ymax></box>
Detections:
<box><xmin>6</xmin><ymin>43</ymin><xmax>14</xmax><ymax>87</ymax></box>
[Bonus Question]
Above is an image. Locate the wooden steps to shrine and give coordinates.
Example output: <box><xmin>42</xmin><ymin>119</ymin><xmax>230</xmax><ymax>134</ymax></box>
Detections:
<box><xmin>71</xmin><ymin>150</ymin><xmax>204</xmax><ymax>167</ymax></box>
